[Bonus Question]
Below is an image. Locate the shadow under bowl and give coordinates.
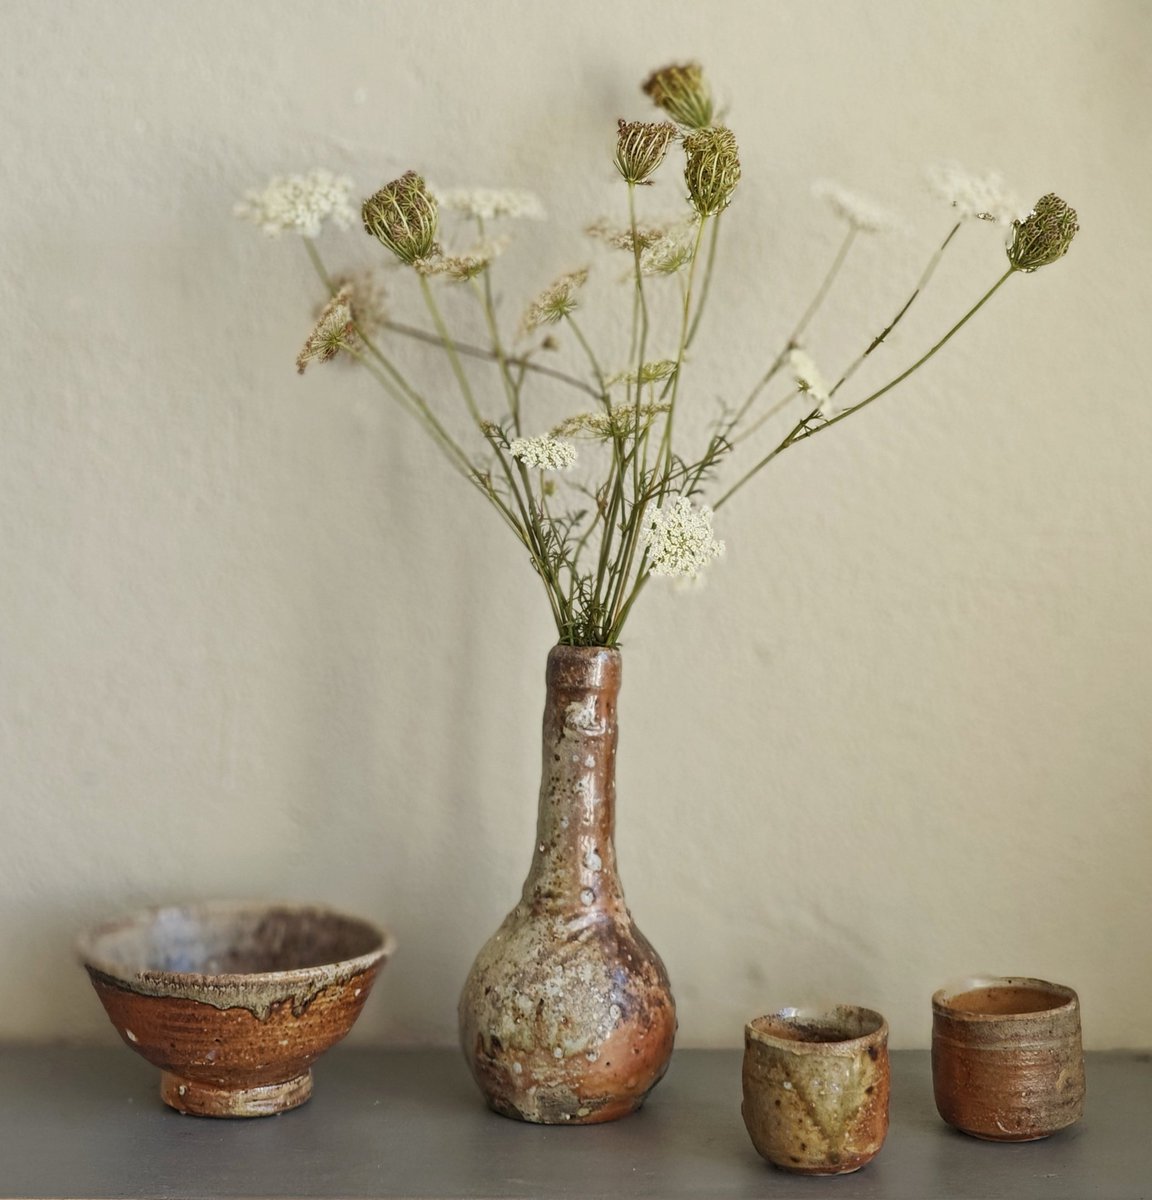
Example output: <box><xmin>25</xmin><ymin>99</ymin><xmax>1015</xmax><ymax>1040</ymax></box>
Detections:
<box><xmin>78</xmin><ymin>901</ymin><xmax>394</xmax><ymax>1117</ymax></box>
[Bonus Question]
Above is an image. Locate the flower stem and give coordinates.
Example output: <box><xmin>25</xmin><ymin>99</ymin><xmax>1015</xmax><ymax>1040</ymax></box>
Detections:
<box><xmin>828</xmin><ymin>220</ymin><xmax>962</xmax><ymax>398</ymax></box>
<box><xmin>714</xmin><ymin>267</ymin><xmax>1017</xmax><ymax>511</ymax></box>
<box><xmin>731</xmin><ymin>225</ymin><xmax>857</xmax><ymax>427</ymax></box>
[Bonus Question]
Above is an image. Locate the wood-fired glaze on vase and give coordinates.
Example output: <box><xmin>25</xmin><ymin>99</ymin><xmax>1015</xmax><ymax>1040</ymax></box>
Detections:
<box><xmin>458</xmin><ymin>645</ymin><xmax>677</xmax><ymax>1123</ymax></box>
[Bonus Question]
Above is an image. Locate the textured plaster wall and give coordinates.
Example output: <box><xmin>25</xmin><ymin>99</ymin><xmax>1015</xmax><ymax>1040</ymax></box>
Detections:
<box><xmin>2</xmin><ymin>0</ymin><xmax>1150</xmax><ymax>1051</ymax></box>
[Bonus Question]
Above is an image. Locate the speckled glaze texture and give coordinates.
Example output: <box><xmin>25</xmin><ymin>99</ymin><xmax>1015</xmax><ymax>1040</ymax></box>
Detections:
<box><xmin>742</xmin><ymin>1007</ymin><xmax>890</xmax><ymax>1176</ymax></box>
<box><xmin>932</xmin><ymin>976</ymin><xmax>1085</xmax><ymax>1141</ymax></box>
<box><xmin>78</xmin><ymin>903</ymin><xmax>393</xmax><ymax>1117</ymax></box>
<box><xmin>458</xmin><ymin>645</ymin><xmax>676</xmax><ymax>1124</ymax></box>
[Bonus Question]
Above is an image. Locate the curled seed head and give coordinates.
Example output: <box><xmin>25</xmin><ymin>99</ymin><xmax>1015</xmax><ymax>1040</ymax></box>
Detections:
<box><xmin>1007</xmin><ymin>194</ymin><xmax>1079</xmax><ymax>273</ymax></box>
<box><xmin>642</xmin><ymin>62</ymin><xmax>713</xmax><ymax>130</ymax></box>
<box><xmin>362</xmin><ymin>171</ymin><xmax>439</xmax><ymax>265</ymax></box>
<box><xmin>614</xmin><ymin>119</ymin><xmax>678</xmax><ymax>185</ymax></box>
<box><xmin>682</xmin><ymin>126</ymin><xmax>741</xmax><ymax>217</ymax></box>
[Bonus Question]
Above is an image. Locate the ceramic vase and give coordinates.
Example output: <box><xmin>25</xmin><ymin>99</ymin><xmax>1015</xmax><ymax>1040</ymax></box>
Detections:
<box><xmin>458</xmin><ymin>644</ymin><xmax>677</xmax><ymax>1123</ymax></box>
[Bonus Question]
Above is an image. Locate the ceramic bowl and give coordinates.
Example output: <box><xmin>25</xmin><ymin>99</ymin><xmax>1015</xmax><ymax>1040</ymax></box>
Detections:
<box><xmin>78</xmin><ymin>901</ymin><xmax>394</xmax><ymax>1117</ymax></box>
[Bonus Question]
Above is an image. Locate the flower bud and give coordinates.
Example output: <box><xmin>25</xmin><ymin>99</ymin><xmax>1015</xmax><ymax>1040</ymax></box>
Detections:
<box><xmin>1007</xmin><ymin>193</ymin><xmax>1079</xmax><ymax>273</ymax></box>
<box><xmin>614</xmin><ymin>119</ymin><xmax>678</xmax><ymax>185</ymax></box>
<box><xmin>642</xmin><ymin>62</ymin><xmax>713</xmax><ymax>129</ymax></box>
<box><xmin>362</xmin><ymin>171</ymin><xmax>439</xmax><ymax>265</ymax></box>
<box><xmin>682</xmin><ymin>127</ymin><xmax>741</xmax><ymax>217</ymax></box>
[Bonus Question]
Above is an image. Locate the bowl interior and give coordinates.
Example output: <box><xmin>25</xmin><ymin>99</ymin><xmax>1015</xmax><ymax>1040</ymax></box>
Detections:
<box><xmin>82</xmin><ymin>903</ymin><xmax>386</xmax><ymax>977</ymax></box>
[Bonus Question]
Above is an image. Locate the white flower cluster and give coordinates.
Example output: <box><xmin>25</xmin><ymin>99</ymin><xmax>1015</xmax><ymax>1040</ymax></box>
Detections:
<box><xmin>509</xmin><ymin>436</ymin><xmax>578</xmax><ymax>470</ymax></box>
<box><xmin>641</xmin><ymin>496</ymin><xmax>725</xmax><ymax>579</ymax></box>
<box><xmin>812</xmin><ymin>180</ymin><xmax>898</xmax><ymax>234</ymax></box>
<box><xmin>787</xmin><ymin>347</ymin><xmax>841</xmax><ymax>416</ymax></box>
<box><xmin>433</xmin><ymin>187</ymin><xmax>546</xmax><ymax>221</ymax></box>
<box><xmin>234</xmin><ymin>169</ymin><xmax>356</xmax><ymax>238</ymax></box>
<box><xmin>927</xmin><ymin>163</ymin><xmax>1025</xmax><ymax>226</ymax></box>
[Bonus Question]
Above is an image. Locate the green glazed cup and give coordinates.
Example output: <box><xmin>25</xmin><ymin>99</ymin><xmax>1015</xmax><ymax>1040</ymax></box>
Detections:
<box><xmin>742</xmin><ymin>1005</ymin><xmax>889</xmax><ymax>1175</ymax></box>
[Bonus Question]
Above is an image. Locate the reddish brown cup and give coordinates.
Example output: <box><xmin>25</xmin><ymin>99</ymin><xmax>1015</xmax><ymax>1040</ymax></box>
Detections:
<box><xmin>78</xmin><ymin>902</ymin><xmax>394</xmax><ymax>1117</ymax></box>
<box><xmin>742</xmin><ymin>1005</ymin><xmax>890</xmax><ymax>1175</ymax></box>
<box><xmin>932</xmin><ymin>976</ymin><xmax>1084</xmax><ymax>1141</ymax></box>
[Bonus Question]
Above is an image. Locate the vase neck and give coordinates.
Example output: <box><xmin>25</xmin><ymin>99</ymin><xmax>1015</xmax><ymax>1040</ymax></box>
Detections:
<box><xmin>525</xmin><ymin>645</ymin><xmax>623</xmax><ymax>911</ymax></box>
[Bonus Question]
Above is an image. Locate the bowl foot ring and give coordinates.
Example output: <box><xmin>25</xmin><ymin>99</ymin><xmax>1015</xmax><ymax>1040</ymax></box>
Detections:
<box><xmin>161</xmin><ymin>1069</ymin><xmax>313</xmax><ymax>1117</ymax></box>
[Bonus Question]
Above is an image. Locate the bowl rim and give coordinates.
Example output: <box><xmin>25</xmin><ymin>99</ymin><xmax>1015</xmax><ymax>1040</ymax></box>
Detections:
<box><xmin>76</xmin><ymin>900</ymin><xmax>395</xmax><ymax>989</ymax></box>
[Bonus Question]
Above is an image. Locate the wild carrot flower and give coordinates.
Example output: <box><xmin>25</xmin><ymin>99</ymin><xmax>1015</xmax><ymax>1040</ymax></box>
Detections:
<box><xmin>235</xmin><ymin>169</ymin><xmax>356</xmax><ymax>238</ymax></box>
<box><xmin>604</xmin><ymin>361</ymin><xmax>678</xmax><ymax>388</ymax></box>
<box><xmin>509</xmin><ymin>436</ymin><xmax>578</xmax><ymax>470</ymax></box>
<box><xmin>362</xmin><ymin>171</ymin><xmax>439</xmax><ymax>265</ymax></box>
<box><xmin>296</xmin><ymin>289</ymin><xmax>357</xmax><ymax>373</ymax></box>
<box><xmin>585</xmin><ymin>217</ymin><xmax>678</xmax><ymax>253</ymax></box>
<box><xmin>1007</xmin><ymin>194</ymin><xmax>1079</xmax><ymax>272</ymax></box>
<box><xmin>433</xmin><ymin>187</ymin><xmax>545</xmax><ymax>221</ymax></box>
<box><xmin>330</xmin><ymin>270</ymin><xmax>388</xmax><ymax>336</ymax></box>
<box><xmin>641</xmin><ymin>496</ymin><xmax>725</xmax><ymax>579</ymax></box>
<box><xmin>414</xmin><ymin>241</ymin><xmax>504</xmax><ymax>281</ymax></box>
<box><xmin>614</xmin><ymin>119</ymin><xmax>679</xmax><ymax>185</ymax></box>
<box><xmin>642</xmin><ymin>62</ymin><xmax>713</xmax><ymax>129</ymax></box>
<box><xmin>683</xmin><ymin>127</ymin><xmax>741</xmax><ymax>217</ymax></box>
<box><xmin>521</xmin><ymin>269</ymin><xmax>589</xmax><ymax>334</ymax></box>
<box><xmin>551</xmin><ymin>402</ymin><xmax>671</xmax><ymax>440</ymax></box>
<box><xmin>787</xmin><ymin>346</ymin><xmax>834</xmax><ymax>413</ymax></box>
<box><xmin>812</xmin><ymin>180</ymin><xmax>898</xmax><ymax>234</ymax></box>
<box><xmin>927</xmin><ymin>162</ymin><xmax>1024</xmax><ymax>225</ymax></box>
<box><xmin>638</xmin><ymin>218</ymin><xmax>701</xmax><ymax>275</ymax></box>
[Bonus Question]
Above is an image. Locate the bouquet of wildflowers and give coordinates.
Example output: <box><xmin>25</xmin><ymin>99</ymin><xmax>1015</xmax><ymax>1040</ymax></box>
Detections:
<box><xmin>237</xmin><ymin>63</ymin><xmax>1077</xmax><ymax>647</ymax></box>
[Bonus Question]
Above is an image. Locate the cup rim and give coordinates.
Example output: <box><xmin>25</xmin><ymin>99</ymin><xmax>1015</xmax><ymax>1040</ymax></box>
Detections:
<box><xmin>931</xmin><ymin>975</ymin><xmax>1078</xmax><ymax>1020</ymax></box>
<box><xmin>745</xmin><ymin>1004</ymin><xmax>888</xmax><ymax>1051</ymax></box>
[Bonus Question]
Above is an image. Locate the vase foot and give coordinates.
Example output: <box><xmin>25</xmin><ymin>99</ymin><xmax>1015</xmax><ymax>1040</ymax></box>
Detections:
<box><xmin>486</xmin><ymin>1093</ymin><xmax>648</xmax><ymax>1125</ymax></box>
<box><xmin>160</xmin><ymin>1070</ymin><xmax>313</xmax><ymax>1117</ymax></box>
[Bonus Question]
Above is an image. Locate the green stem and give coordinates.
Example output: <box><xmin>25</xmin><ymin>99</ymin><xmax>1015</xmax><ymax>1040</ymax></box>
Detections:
<box><xmin>715</xmin><ymin>267</ymin><xmax>1017</xmax><ymax>512</ymax></box>
<box><xmin>828</xmin><ymin>221</ymin><xmax>962</xmax><ymax>398</ymax></box>
<box><xmin>303</xmin><ymin>239</ymin><xmax>336</xmax><ymax>294</ymax></box>
<box><xmin>656</xmin><ymin>215</ymin><xmax>710</xmax><ymax>476</ymax></box>
<box><xmin>380</xmin><ymin>319</ymin><xmax>600</xmax><ymax>399</ymax></box>
<box><xmin>684</xmin><ymin>213</ymin><xmax>722</xmax><ymax>349</ymax></box>
<box><xmin>470</xmin><ymin>276</ymin><xmax>522</xmax><ymax>432</ymax></box>
<box><xmin>729</xmin><ymin>224</ymin><xmax>857</xmax><ymax>431</ymax></box>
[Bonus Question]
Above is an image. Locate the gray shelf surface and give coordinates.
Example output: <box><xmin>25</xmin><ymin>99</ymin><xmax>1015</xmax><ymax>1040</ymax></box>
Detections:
<box><xmin>0</xmin><ymin>1047</ymin><xmax>1148</xmax><ymax>1199</ymax></box>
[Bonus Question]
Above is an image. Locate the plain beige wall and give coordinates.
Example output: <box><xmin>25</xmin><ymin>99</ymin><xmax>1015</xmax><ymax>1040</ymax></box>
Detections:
<box><xmin>2</xmin><ymin>0</ymin><xmax>1149</xmax><ymax>1050</ymax></box>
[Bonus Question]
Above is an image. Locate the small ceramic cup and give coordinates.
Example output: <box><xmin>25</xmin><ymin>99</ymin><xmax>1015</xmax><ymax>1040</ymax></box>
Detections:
<box><xmin>741</xmin><ymin>1005</ymin><xmax>890</xmax><ymax>1176</ymax></box>
<box><xmin>931</xmin><ymin>976</ymin><xmax>1084</xmax><ymax>1141</ymax></box>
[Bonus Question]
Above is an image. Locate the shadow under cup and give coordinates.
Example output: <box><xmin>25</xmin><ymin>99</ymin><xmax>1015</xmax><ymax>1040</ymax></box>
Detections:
<box><xmin>741</xmin><ymin>1005</ymin><xmax>889</xmax><ymax>1176</ymax></box>
<box><xmin>932</xmin><ymin>976</ymin><xmax>1084</xmax><ymax>1141</ymax></box>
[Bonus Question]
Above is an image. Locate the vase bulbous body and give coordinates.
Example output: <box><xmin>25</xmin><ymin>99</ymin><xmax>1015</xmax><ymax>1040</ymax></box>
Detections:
<box><xmin>458</xmin><ymin>645</ymin><xmax>677</xmax><ymax>1124</ymax></box>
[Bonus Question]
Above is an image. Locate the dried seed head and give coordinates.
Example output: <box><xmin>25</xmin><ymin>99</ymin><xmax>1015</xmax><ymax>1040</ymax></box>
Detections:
<box><xmin>296</xmin><ymin>288</ymin><xmax>358</xmax><ymax>374</ymax></box>
<box><xmin>614</xmin><ymin>119</ymin><xmax>678</xmax><ymax>185</ymax></box>
<box><xmin>552</xmin><ymin>402</ymin><xmax>671</xmax><ymax>440</ymax></box>
<box><xmin>1007</xmin><ymin>194</ymin><xmax>1079</xmax><ymax>273</ymax></box>
<box><xmin>682</xmin><ymin>126</ymin><xmax>741</xmax><ymax>217</ymax></box>
<box><xmin>362</xmin><ymin>171</ymin><xmax>439</xmax><ymax>265</ymax></box>
<box><xmin>521</xmin><ymin>268</ymin><xmax>590</xmax><ymax>335</ymax></box>
<box><xmin>642</xmin><ymin>62</ymin><xmax>713</xmax><ymax>130</ymax></box>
